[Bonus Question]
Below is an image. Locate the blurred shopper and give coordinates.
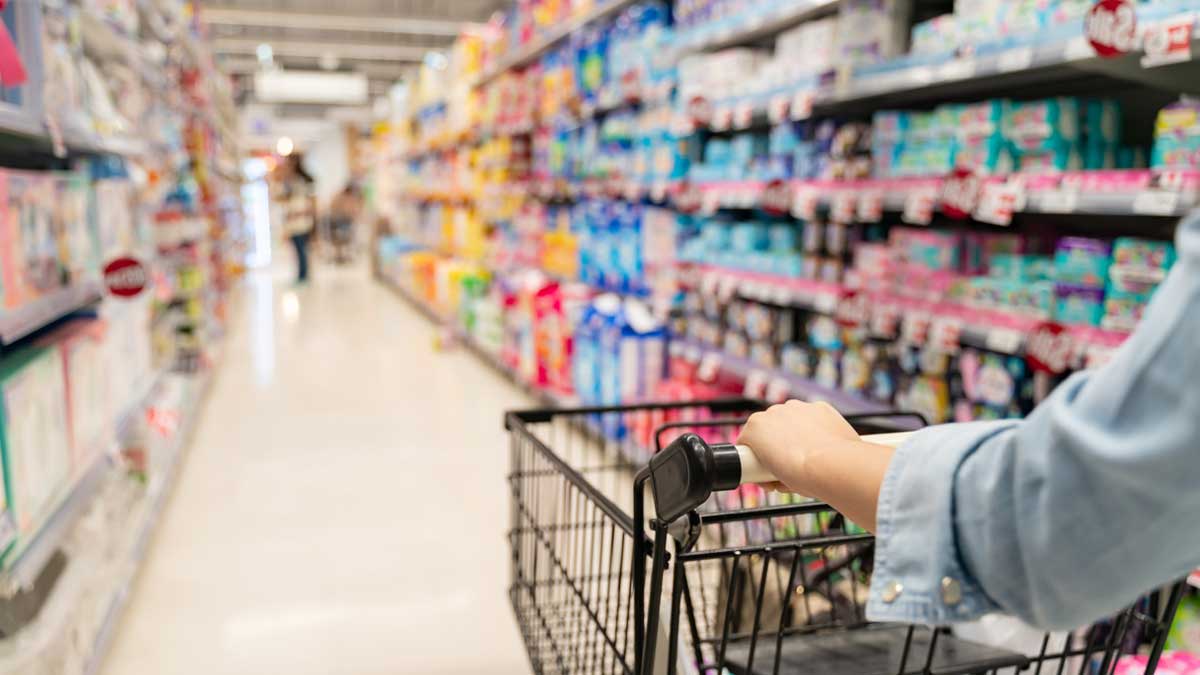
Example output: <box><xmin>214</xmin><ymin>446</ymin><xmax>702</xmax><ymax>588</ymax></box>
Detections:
<box><xmin>279</xmin><ymin>153</ymin><xmax>317</xmax><ymax>283</ymax></box>
<box><xmin>328</xmin><ymin>183</ymin><xmax>362</xmax><ymax>264</ymax></box>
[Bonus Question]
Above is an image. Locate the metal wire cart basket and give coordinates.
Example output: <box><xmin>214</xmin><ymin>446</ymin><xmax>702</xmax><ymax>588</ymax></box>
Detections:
<box><xmin>505</xmin><ymin>399</ymin><xmax>1187</xmax><ymax>675</ymax></box>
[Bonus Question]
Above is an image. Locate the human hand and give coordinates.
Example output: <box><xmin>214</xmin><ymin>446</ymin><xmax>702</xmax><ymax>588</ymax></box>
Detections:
<box><xmin>737</xmin><ymin>400</ymin><xmax>861</xmax><ymax>496</ymax></box>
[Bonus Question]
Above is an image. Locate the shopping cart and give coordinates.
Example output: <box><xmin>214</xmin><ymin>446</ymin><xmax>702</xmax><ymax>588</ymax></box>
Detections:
<box><xmin>505</xmin><ymin>399</ymin><xmax>1187</xmax><ymax>675</ymax></box>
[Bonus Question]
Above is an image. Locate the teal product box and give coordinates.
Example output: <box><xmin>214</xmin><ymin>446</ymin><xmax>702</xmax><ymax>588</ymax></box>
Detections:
<box><xmin>1112</xmin><ymin>237</ymin><xmax>1176</xmax><ymax>273</ymax></box>
<box><xmin>1005</xmin><ymin>97</ymin><xmax>1081</xmax><ymax>142</ymax></box>
<box><xmin>1102</xmin><ymin>287</ymin><xmax>1156</xmax><ymax>332</ymax></box>
<box><xmin>955</xmin><ymin>135</ymin><xmax>1012</xmax><ymax>175</ymax></box>
<box><xmin>1055</xmin><ymin>284</ymin><xmax>1106</xmax><ymax>326</ymax></box>
<box><xmin>873</xmin><ymin>110</ymin><xmax>910</xmax><ymax>143</ymax></box>
<box><xmin>1010</xmin><ymin>137</ymin><xmax>1083</xmax><ymax>173</ymax></box>
<box><xmin>1054</xmin><ymin>237</ymin><xmax>1112</xmax><ymax>288</ymax></box>
<box><xmin>957</xmin><ymin>99</ymin><xmax>1007</xmax><ymax>140</ymax></box>
<box><xmin>1007</xmin><ymin>280</ymin><xmax>1055</xmax><ymax>318</ymax></box>
<box><xmin>990</xmin><ymin>254</ymin><xmax>1054</xmax><ymax>281</ymax></box>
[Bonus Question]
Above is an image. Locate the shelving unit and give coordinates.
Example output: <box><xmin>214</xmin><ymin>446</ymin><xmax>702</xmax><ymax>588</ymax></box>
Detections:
<box><xmin>0</xmin><ymin>284</ymin><xmax>103</xmax><ymax>347</ymax></box>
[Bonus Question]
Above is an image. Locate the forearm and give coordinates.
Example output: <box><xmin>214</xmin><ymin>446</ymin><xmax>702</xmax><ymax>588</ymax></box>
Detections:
<box><xmin>792</xmin><ymin>438</ymin><xmax>894</xmax><ymax>533</ymax></box>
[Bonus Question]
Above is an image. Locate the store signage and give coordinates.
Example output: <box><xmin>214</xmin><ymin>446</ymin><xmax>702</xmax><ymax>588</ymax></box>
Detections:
<box><xmin>941</xmin><ymin>168</ymin><xmax>983</xmax><ymax>220</ymax></box>
<box><xmin>760</xmin><ymin>179</ymin><xmax>793</xmax><ymax>216</ymax></box>
<box><xmin>103</xmin><ymin>257</ymin><xmax>148</xmax><ymax>298</ymax></box>
<box><xmin>1086</xmin><ymin>0</ymin><xmax>1138</xmax><ymax>58</ymax></box>
<box><xmin>1142</xmin><ymin>15</ymin><xmax>1195</xmax><ymax>67</ymax></box>
<box><xmin>1026</xmin><ymin>322</ymin><xmax>1076</xmax><ymax>374</ymax></box>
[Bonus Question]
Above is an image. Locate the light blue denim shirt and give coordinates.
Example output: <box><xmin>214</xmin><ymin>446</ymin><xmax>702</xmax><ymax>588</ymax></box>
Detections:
<box><xmin>867</xmin><ymin>209</ymin><xmax>1200</xmax><ymax>630</ymax></box>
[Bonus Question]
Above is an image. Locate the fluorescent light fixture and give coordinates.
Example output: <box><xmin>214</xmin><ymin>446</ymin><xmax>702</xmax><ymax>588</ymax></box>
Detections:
<box><xmin>201</xmin><ymin>7</ymin><xmax>466</xmax><ymax>37</ymax></box>
<box><xmin>215</xmin><ymin>37</ymin><xmax>430</xmax><ymax>62</ymax></box>
<box><xmin>255</xmin><ymin>69</ymin><xmax>369</xmax><ymax>105</ymax></box>
<box><xmin>276</xmin><ymin>136</ymin><xmax>294</xmax><ymax>156</ymax></box>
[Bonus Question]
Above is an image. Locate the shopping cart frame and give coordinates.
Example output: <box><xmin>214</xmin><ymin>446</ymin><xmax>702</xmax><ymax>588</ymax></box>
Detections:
<box><xmin>505</xmin><ymin>399</ymin><xmax>1187</xmax><ymax>675</ymax></box>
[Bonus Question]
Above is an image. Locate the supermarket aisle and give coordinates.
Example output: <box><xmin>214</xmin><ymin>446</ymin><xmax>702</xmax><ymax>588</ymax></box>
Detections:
<box><xmin>102</xmin><ymin>262</ymin><xmax>531</xmax><ymax>675</ymax></box>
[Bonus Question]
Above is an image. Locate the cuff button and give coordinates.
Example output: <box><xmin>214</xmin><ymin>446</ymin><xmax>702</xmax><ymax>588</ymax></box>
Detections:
<box><xmin>881</xmin><ymin>581</ymin><xmax>903</xmax><ymax>603</ymax></box>
<box><xmin>941</xmin><ymin>577</ymin><xmax>962</xmax><ymax>606</ymax></box>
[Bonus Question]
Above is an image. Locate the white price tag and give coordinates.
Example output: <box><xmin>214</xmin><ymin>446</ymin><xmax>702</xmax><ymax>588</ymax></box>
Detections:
<box><xmin>700</xmin><ymin>188</ymin><xmax>722</xmax><ymax>215</ymax></box>
<box><xmin>830</xmin><ymin>191</ymin><xmax>858</xmax><ymax>224</ymax></box>
<box><xmin>1142</xmin><ymin>14</ymin><xmax>1195</xmax><ymax>68</ymax></box>
<box><xmin>857</xmin><ymin>189</ymin><xmax>885</xmax><ymax>223</ymax></box>
<box><xmin>771</xmin><ymin>286</ymin><xmax>791</xmax><ymax>306</ymax></box>
<box><xmin>974</xmin><ymin>182</ymin><xmax>1025</xmax><ymax>226</ymax></box>
<box><xmin>792</xmin><ymin>184</ymin><xmax>820</xmax><ymax>220</ymax></box>
<box><xmin>768</xmin><ymin>95</ymin><xmax>790</xmax><ymax>124</ymax></box>
<box><xmin>901</xmin><ymin>312</ymin><xmax>931</xmax><ymax>345</ymax></box>
<box><xmin>929</xmin><ymin>317</ymin><xmax>963</xmax><ymax>354</ymax></box>
<box><xmin>812</xmin><ymin>293</ymin><xmax>838</xmax><ymax>315</ymax></box>
<box><xmin>1133</xmin><ymin>189</ymin><xmax>1181</xmax><ymax>216</ymax></box>
<box><xmin>765</xmin><ymin>376</ymin><xmax>791</xmax><ymax>404</ymax></box>
<box><xmin>698</xmin><ymin>353</ymin><xmax>723</xmax><ymax>383</ymax></box>
<box><xmin>711</xmin><ymin>106</ymin><xmax>733</xmax><ymax>131</ymax></box>
<box><xmin>743</xmin><ymin>369</ymin><xmax>769</xmax><ymax>399</ymax></box>
<box><xmin>902</xmin><ymin>186</ymin><xmax>937</xmax><ymax>225</ymax></box>
<box><xmin>1065</xmin><ymin>36</ymin><xmax>1095</xmax><ymax>61</ymax></box>
<box><xmin>1039</xmin><ymin>189</ymin><xmax>1080</xmax><ymax>214</ymax></box>
<box><xmin>790</xmin><ymin>90</ymin><xmax>814</xmax><ymax>121</ymax></box>
<box><xmin>938</xmin><ymin>58</ymin><xmax>977</xmax><ymax>81</ymax></box>
<box><xmin>733</xmin><ymin>101</ymin><xmax>755</xmax><ymax>129</ymax></box>
<box><xmin>997</xmin><ymin>46</ymin><xmax>1035</xmax><ymax>73</ymax></box>
<box><xmin>985</xmin><ymin>328</ymin><xmax>1025</xmax><ymax>355</ymax></box>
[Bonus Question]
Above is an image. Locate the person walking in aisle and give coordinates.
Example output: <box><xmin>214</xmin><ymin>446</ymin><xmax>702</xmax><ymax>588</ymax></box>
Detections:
<box><xmin>279</xmin><ymin>153</ymin><xmax>317</xmax><ymax>283</ymax></box>
<box><xmin>328</xmin><ymin>183</ymin><xmax>362</xmax><ymax>264</ymax></box>
<box><xmin>737</xmin><ymin>208</ymin><xmax>1200</xmax><ymax>631</ymax></box>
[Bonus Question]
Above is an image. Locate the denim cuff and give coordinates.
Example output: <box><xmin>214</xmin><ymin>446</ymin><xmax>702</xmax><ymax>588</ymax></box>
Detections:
<box><xmin>866</xmin><ymin>422</ymin><xmax>1017</xmax><ymax>625</ymax></box>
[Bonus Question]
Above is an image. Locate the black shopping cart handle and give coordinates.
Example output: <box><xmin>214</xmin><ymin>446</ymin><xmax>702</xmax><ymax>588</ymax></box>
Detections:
<box><xmin>649</xmin><ymin>433</ymin><xmax>911</xmax><ymax>523</ymax></box>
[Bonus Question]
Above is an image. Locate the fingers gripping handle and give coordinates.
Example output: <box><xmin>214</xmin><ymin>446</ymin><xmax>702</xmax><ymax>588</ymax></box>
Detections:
<box><xmin>733</xmin><ymin>432</ymin><xmax>913</xmax><ymax>486</ymax></box>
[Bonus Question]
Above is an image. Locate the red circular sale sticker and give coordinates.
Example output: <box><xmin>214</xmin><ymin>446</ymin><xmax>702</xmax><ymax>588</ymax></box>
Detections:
<box><xmin>1025</xmin><ymin>322</ymin><xmax>1076</xmax><ymax>375</ymax></box>
<box><xmin>941</xmin><ymin>167</ymin><xmax>983</xmax><ymax>220</ymax></box>
<box><xmin>1086</xmin><ymin>0</ymin><xmax>1137</xmax><ymax>58</ymax></box>
<box><xmin>103</xmin><ymin>257</ymin><xmax>148</xmax><ymax>298</ymax></box>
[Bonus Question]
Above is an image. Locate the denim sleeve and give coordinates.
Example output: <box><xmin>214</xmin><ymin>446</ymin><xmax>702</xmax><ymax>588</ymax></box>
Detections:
<box><xmin>867</xmin><ymin>210</ymin><xmax>1200</xmax><ymax>629</ymax></box>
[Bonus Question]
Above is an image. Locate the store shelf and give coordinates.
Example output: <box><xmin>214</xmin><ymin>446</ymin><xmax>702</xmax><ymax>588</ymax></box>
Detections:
<box><xmin>826</xmin><ymin>8</ymin><xmax>1200</xmax><ymax>110</ymax></box>
<box><xmin>0</xmin><ymin>369</ymin><xmax>165</xmax><ymax>597</ymax></box>
<box><xmin>0</xmin><ymin>284</ymin><xmax>104</xmax><ymax>347</ymax></box>
<box><xmin>672</xmin><ymin>0</ymin><xmax>839</xmax><ymax>55</ymax></box>
<box><xmin>0</xmin><ymin>107</ymin><xmax>50</xmax><ymax>141</ymax></box>
<box><xmin>672</xmin><ymin>337</ymin><xmax>903</xmax><ymax>417</ymax></box>
<box><xmin>474</xmin><ymin>0</ymin><xmax>643</xmax><ymax>86</ymax></box>
<box><xmin>84</xmin><ymin>369</ymin><xmax>215</xmax><ymax>675</ymax></box>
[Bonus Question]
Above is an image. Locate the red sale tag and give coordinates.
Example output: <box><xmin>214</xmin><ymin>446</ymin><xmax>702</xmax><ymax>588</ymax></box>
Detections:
<box><xmin>104</xmin><ymin>257</ymin><xmax>149</xmax><ymax>298</ymax></box>
<box><xmin>671</xmin><ymin>181</ymin><xmax>702</xmax><ymax>214</ymax></box>
<box><xmin>834</xmin><ymin>290</ymin><xmax>871</xmax><ymax>328</ymax></box>
<box><xmin>1026</xmin><ymin>322</ymin><xmax>1077</xmax><ymax>375</ymax></box>
<box><xmin>941</xmin><ymin>168</ymin><xmax>983</xmax><ymax>220</ymax></box>
<box><xmin>1086</xmin><ymin>0</ymin><xmax>1138</xmax><ymax>57</ymax></box>
<box><xmin>1142</xmin><ymin>15</ymin><xmax>1195</xmax><ymax>67</ymax></box>
<box><xmin>974</xmin><ymin>181</ymin><xmax>1025</xmax><ymax>226</ymax></box>
<box><xmin>760</xmin><ymin>179</ymin><xmax>794</xmax><ymax>216</ymax></box>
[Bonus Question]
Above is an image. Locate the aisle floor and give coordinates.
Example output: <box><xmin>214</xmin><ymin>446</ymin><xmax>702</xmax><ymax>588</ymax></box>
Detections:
<box><xmin>102</xmin><ymin>262</ymin><xmax>531</xmax><ymax>675</ymax></box>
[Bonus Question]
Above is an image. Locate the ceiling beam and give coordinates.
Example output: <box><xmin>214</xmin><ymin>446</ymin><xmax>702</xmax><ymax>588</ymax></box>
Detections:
<box><xmin>214</xmin><ymin>37</ymin><xmax>430</xmax><ymax>62</ymax></box>
<box><xmin>201</xmin><ymin>7</ymin><xmax>469</xmax><ymax>37</ymax></box>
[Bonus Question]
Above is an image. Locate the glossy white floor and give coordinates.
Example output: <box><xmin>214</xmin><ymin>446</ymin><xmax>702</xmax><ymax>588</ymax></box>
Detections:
<box><xmin>101</xmin><ymin>261</ymin><xmax>531</xmax><ymax>675</ymax></box>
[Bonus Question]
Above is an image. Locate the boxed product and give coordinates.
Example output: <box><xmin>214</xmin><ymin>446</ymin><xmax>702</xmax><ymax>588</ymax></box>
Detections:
<box><xmin>1054</xmin><ymin>237</ymin><xmax>1111</xmax><ymax>288</ymax></box>
<box><xmin>1151</xmin><ymin>99</ymin><xmax>1200</xmax><ymax>170</ymax></box>
<box><xmin>53</xmin><ymin>320</ymin><xmax>113</xmax><ymax>476</ymax></box>
<box><xmin>836</xmin><ymin>0</ymin><xmax>913</xmax><ymax>67</ymax></box>
<box><xmin>0</xmin><ymin>345</ymin><xmax>73</xmax><ymax>541</ymax></box>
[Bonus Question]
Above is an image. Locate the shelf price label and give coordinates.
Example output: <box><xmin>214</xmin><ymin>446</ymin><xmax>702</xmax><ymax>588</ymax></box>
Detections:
<box><xmin>1133</xmin><ymin>189</ymin><xmax>1181</xmax><ymax>216</ymax></box>
<box><xmin>790</xmin><ymin>89</ymin><xmax>815</xmax><ymax>121</ymax></box>
<box><xmin>928</xmin><ymin>317</ymin><xmax>963</xmax><ymax>354</ymax></box>
<box><xmin>765</xmin><ymin>376</ymin><xmax>791</xmax><ymax>404</ymax></box>
<box><xmin>1142</xmin><ymin>14</ymin><xmax>1196</xmax><ymax>67</ymax></box>
<box><xmin>870</xmin><ymin>303</ymin><xmax>901</xmax><ymax>340</ymax></box>
<box><xmin>902</xmin><ymin>185</ymin><xmax>938</xmax><ymax>225</ymax></box>
<box><xmin>767</xmin><ymin>95</ymin><xmax>790</xmax><ymax>124</ymax></box>
<box><xmin>743</xmin><ymin>369</ymin><xmax>769</xmax><ymax>400</ymax></box>
<box><xmin>792</xmin><ymin>183</ymin><xmax>821</xmax><ymax>220</ymax></box>
<box><xmin>1086</xmin><ymin>0</ymin><xmax>1137</xmax><ymax>58</ymax></box>
<box><xmin>671</xmin><ymin>181</ymin><xmax>703</xmax><ymax>214</ymax></box>
<box><xmin>857</xmin><ymin>189</ymin><xmax>885</xmax><ymax>223</ymax></box>
<box><xmin>834</xmin><ymin>290</ymin><xmax>871</xmax><ymax>328</ymax></box>
<box><xmin>900</xmin><ymin>312</ymin><xmax>932</xmax><ymax>346</ymax></box>
<box><xmin>732</xmin><ymin>100</ymin><xmax>755</xmax><ymax>129</ymax></box>
<box><xmin>997</xmin><ymin>46</ymin><xmax>1035</xmax><ymax>72</ymax></box>
<box><xmin>685</xmin><ymin>95</ymin><xmax>712</xmax><ymax>127</ymax></box>
<box><xmin>985</xmin><ymin>327</ymin><xmax>1025</xmax><ymax>355</ymax></box>
<box><xmin>1039</xmin><ymin>187</ymin><xmax>1080</xmax><ymax>213</ymax></box>
<box><xmin>829</xmin><ymin>190</ymin><xmax>858</xmax><ymax>224</ymax></box>
<box><xmin>711</xmin><ymin>106</ymin><xmax>733</xmax><ymax>132</ymax></box>
<box><xmin>698</xmin><ymin>352</ymin><xmax>723</xmax><ymax>383</ymax></box>
<box><xmin>761</xmin><ymin>179</ymin><xmax>794</xmax><ymax>216</ymax></box>
<box><xmin>974</xmin><ymin>181</ymin><xmax>1025</xmax><ymax>226</ymax></box>
<box><xmin>700</xmin><ymin>187</ymin><xmax>722</xmax><ymax>215</ymax></box>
